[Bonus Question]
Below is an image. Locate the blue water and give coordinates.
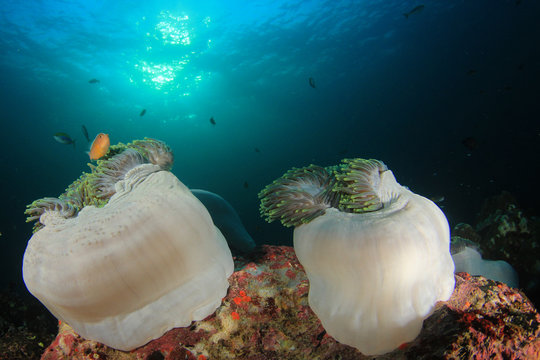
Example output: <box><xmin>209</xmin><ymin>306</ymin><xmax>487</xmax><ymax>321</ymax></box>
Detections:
<box><xmin>1</xmin><ymin>0</ymin><xmax>539</xmax><ymax>292</ymax></box>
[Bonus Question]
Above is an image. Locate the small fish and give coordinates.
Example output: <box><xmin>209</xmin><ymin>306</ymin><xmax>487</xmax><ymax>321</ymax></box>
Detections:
<box><xmin>89</xmin><ymin>133</ymin><xmax>110</xmax><ymax>160</ymax></box>
<box><xmin>462</xmin><ymin>137</ymin><xmax>478</xmax><ymax>151</ymax></box>
<box><xmin>308</xmin><ymin>77</ymin><xmax>316</xmax><ymax>88</ymax></box>
<box><xmin>210</xmin><ymin>117</ymin><xmax>216</xmax><ymax>125</ymax></box>
<box><xmin>430</xmin><ymin>195</ymin><xmax>445</xmax><ymax>203</ymax></box>
<box><xmin>517</xmin><ymin>63</ymin><xmax>525</xmax><ymax>71</ymax></box>
<box><xmin>54</xmin><ymin>132</ymin><xmax>76</xmax><ymax>148</ymax></box>
<box><xmin>81</xmin><ymin>125</ymin><xmax>90</xmax><ymax>142</ymax></box>
<box><xmin>88</xmin><ymin>78</ymin><xmax>100</xmax><ymax>84</ymax></box>
<box><xmin>255</xmin><ymin>147</ymin><xmax>261</xmax><ymax>153</ymax></box>
<box><xmin>467</xmin><ymin>69</ymin><xmax>478</xmax><ymax>75</ymax></box>
<box><xmin>403</xmin><ymin>5</ymin><xmax>424</xmax><ymax>19</ymax></box>
<box><xmin>243</xmin><ymin>181</ymin><xmax>249</xmax><ymax>189</ymax></box>
<box><xmin>140</xmin><ymin>109</ymin><xmax>146</xmax><ymax>117</ymax></box>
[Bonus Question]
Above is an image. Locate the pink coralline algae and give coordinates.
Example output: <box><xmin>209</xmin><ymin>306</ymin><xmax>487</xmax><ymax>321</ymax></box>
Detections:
<box><xmin>41</xmin><ymin>245</ymin><xmax>540</xmax><ymax>360</ymax></box>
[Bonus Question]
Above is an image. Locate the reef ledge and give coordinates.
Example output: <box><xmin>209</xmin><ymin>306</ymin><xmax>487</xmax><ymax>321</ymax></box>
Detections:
<box><xmin>41</xmin><ymin>245</ymin><xmax>540</xmax><ymax>360</ymax></box>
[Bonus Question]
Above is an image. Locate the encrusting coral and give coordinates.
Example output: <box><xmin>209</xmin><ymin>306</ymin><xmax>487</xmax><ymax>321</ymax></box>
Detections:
<box><xmin>259</xmin><ymin>158</ymin><xmax>455</xmax><ymax>355</ymax></box>
<box><xmin>22</xmin><ymin>138</ymin><xmax>234</xmax><ymax>351</ymax></box>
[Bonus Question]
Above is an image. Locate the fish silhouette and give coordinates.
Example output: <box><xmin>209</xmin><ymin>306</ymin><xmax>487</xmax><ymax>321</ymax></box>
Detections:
<box><xmin>403</xmin><ymin>5</ymin><xmax>424</xmax><ymax>19</ymax></box>
<box><xmin>81</xmin><ymin>125</ymin><xmax>90</xmax><ymax>142</ymax></box>
<box><xmin>54</xmin><ymin>133</ymin><xmax>76</xmax><ymax>148</ymax></box>
<box><xmin>140</xmin><ymin>109</ymin><xmax>146</xmax><ymax>117</ymax></box>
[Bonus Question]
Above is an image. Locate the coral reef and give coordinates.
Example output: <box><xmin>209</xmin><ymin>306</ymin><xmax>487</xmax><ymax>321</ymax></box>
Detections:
<box><xmin>40</xmin><ymin>245</ymin><xmax>540</xmax><ymax>360</ymax></box>
<box><xmin>259</xmin><ymin>158</ymin><xmax>454</xmax><ymax>354</ymax></box>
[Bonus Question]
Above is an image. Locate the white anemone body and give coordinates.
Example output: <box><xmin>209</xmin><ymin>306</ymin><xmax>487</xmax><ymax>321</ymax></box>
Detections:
<box><xmin>293</xmin><ymin>170</ymin><xmax>455</xmax><ymax>355</ymax></box>
<box><xmin>23</xmin><ymin>165</ymin><xmax>234</xmax><ymax>351</ymax></box>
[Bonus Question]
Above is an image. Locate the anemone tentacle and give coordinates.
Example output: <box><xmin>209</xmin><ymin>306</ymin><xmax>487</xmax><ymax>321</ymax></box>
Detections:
<box><xmin>89</xmin><ymin>149</ymin><xmax>148</xmax><ymax>199</ymax></box>
<box><xmin>333</xmin><ymin>158</ymin><xmax>388</xmax><ymax>213</ymax></box>
<box><xmin>129</xmin><ymin>138</ymin><xmax>174</xmax><ymax>170</ymax></box>
<box><xmin>25</xmin><ymin>197</ymin><xmax>78</xmax><ymax>231</ymax></box>
<box><xmin>258</xmin><ymin>165</ymin><xmax>338</xmax><ymax>227</ymax></box>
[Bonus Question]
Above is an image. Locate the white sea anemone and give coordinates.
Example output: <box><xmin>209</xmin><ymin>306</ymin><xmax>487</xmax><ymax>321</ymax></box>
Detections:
<box><xmin>259</xmin><ymin>158</ymin><xmax>455</xmax><ymax>355</ymax></box>
<box><xmin>23</xmin><ymin>152</ymin><xmax>233</xmax><ymax>351</ymax></box>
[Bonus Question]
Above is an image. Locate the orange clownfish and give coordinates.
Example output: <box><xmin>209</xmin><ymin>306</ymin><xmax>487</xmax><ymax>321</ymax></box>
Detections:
<box><xmin>89</xmin><ymin>133</ymin><xmax>110</xmax><ymax>160</ymax></box>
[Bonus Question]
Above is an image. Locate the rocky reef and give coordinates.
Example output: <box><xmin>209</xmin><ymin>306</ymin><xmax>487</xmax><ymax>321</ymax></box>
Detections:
<box><xmin>40</xmin><ymin>245</ymin><xmax>539</xmax><ymax>360</ymax></box>
<box><xmin>452</xmin><ymin>191</ymin><xmax>540</xmax><ymax>306</ymax></box>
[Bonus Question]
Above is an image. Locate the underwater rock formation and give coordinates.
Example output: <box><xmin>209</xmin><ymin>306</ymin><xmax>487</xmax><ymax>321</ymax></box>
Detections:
<box><xmin>450</xmin><ymin>192</ymin><xmax>540</xmax><ymax>306</ymax></box>
<box><xmin>259</xmin><ymin>158</ymin><xmax>455</xmax><ymax>355</ymax></box>
<box><xmin>475</xmin><ymin>192</ymin><xmax>540</xmax><ymax>304</ymax></box>
<box><xmin>40</xmin><ymin>245</ymin><xmax>540</xmax><ymax>360</ymax></box>
<box><xmin>23</xmin><ymin>139</ymin><xmax>234</xmax><ymax>351</ymax></box>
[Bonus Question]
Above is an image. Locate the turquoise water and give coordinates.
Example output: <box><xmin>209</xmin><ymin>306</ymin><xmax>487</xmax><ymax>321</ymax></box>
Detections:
<box><xmin>1</xmin><ymin>0</ymin><xmax>539</xmax><ymax>290</ymax></box>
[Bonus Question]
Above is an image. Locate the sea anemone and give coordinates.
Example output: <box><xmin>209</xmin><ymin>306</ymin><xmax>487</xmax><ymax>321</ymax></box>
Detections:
<box><xmin>259</xmin><ymin>158</ymin><xmax>455</xmax><ymax>355</ymax></box>
<box><xmin>25</xmin><ymin>139</ymin><xmax>174</xmax><ymax>232</ymax></box>
<box><xmin>451</xmin><ymin>237</ymin><xmax>518</xmax><ymax>287</ymax></box>
<box><xmin>191</xmin><ymin>189</ymin><xmax>256</xmax><ymax>253</ymax></box>
<box><xmin>22</xmin><ymin>141</ymin><xmax>234</xmax><ymax>351</ymax></box>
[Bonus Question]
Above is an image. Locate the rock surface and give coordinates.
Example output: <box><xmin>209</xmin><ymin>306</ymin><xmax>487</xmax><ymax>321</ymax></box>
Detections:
<box><xmin>40</xmin><ymin>245</ymin><xmax>540</xmax><ymax>360</ymax></box>
<box><xmin>453</xmin><ymin>191</ymin><xmax>540</xmax><ymax>306</ymax></box>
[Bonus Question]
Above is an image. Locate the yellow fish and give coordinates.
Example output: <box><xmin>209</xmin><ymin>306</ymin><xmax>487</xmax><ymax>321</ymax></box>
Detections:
<box><xmin>89</xmin><ymin>133</ymin><xmax>110</xmax><ymax>160</ymax></box>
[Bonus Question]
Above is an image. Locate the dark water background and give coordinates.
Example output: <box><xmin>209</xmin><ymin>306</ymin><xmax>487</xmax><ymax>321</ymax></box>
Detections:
<box><xmin>0</xmin><ymin>0</ymin><xmax>539</xmax><ymax>294</ymax></box>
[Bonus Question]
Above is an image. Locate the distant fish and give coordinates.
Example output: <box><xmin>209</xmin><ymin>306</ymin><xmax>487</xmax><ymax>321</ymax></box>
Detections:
<box><xmin>243</xmin><ymin>181</ymin><xmax>249</xmax><ymax>189</ymax></box>
<box><xmin>517</xmin><ymin>63</ymin><xmax>525</xmax><ymax>71</ymax></box>
<box><xmin>308</xmin><ymin>77</ymin><xmax>316</xmax><ymax>88</ymax></box>
<box><xmin>255</xmin><ymin>147</ymin><xmax>261</xmax><ymax>153</ymax></box>
<box><xmin>89</xmin><ymin>133</ymin><xmax>110</xmax><ymax>160</ymax></box>
<box><xmin>430</xmin><ymin>195</ymin><xmax>445</xmax><ymax>203</ymax></box>
<box><xmin>88</xmin><ymin>79</ymin><xmax>100</xmax><ymax>84</ymax></box>
<box><xmin>462</xmin><ymin>136</ymin><xmax>478</xmax><ymax>151</ymax></box>
<box><xmin>81</xmin><ymin>125</ymin><xmax>90</xmax><ymax>142</ymax></box>
<box><xmin>467</xmin><ymin>69</ymin><xmax>478</xmax><ymax>75</ymax></box>
<box><xmin>403</xmin><ymin>5</ymin><xmax>424</xmax><ymax>19</ymax></box>
<box><xmin>54</xmin><ymin>132</ymin><xmax>76</xmax><ymax>148</ymax></box>
<box><xmin>140</xmin><ymin>109</ymin><xmax>146</xmax><ymax>117</ymax></box>
<box><xmin>210</xmin><ymin>116</ymin><xmax>216</xmax><ymax>125</ymax></box>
